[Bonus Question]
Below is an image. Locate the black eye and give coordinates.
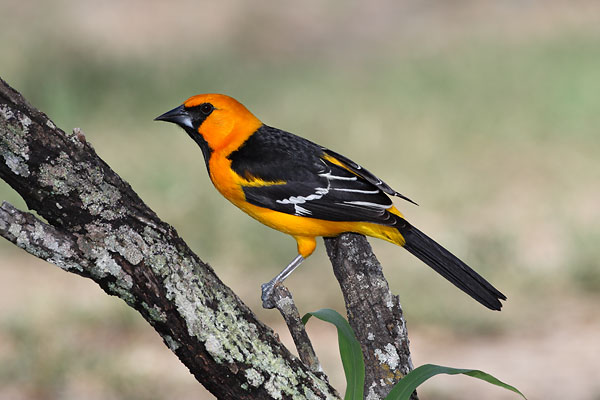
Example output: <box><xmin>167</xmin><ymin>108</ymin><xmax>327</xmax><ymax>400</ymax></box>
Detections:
<box><xmin>200</xmin><ymin>103</ymin><xmax>214</xmax><ymax>115</ymax></box>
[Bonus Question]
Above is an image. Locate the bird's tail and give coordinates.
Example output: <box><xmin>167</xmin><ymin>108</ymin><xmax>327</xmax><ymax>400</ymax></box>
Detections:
<box><xmin>394</xmin><ymin>219</ymin><xmax>507</xmax><ymax>311</ymax></box>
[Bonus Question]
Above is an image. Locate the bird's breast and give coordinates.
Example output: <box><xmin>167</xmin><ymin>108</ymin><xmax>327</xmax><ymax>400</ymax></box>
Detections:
<box><xmin>208</xmin><ymin>152</ymin><xmax>246</xmax><ymax>203</ymax></box>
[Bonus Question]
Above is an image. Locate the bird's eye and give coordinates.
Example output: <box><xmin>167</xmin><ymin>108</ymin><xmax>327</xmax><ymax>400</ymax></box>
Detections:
<box><xmin>200</xmin><ymin>103</ymin><xmax>214</xmax><ymax>115</ymax></box>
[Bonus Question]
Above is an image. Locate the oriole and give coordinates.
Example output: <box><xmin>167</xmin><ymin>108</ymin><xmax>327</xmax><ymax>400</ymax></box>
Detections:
<box><xmin>156</xmin><ymin>94</ymin><xmax>506</xmax><ymax>310</ymax></box>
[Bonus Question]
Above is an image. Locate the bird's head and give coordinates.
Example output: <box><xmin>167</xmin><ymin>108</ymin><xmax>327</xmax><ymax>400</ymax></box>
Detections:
<box><xmin>155</xmin><ymin>94</ymin><xmax>262</xmax><ymax>156</ymax></box>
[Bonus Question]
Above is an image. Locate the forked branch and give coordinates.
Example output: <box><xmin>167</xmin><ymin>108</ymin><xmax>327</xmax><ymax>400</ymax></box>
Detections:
<box><xmin>0</xmin><ymin>77</ymin><xmax>414</xmax><ymax>399</ymax></box>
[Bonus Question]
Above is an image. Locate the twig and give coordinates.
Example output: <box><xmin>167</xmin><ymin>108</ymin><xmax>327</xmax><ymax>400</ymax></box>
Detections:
<box><xmin>271</xmin><ymin>285</ymin><xmax>325</xmax><ymax>377</ymax></box>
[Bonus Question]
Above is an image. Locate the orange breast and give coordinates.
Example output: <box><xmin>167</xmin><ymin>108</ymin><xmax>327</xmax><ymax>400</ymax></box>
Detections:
<box><xmin>208</xmin><ymin>151</ymin><xmax>247</xmax><ymax>204</ymax></box>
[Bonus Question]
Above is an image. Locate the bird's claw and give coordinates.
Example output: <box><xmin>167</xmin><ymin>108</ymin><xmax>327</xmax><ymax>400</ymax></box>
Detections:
<box><xmin>261</xmin><ymin>282</ymin><xmax>277</xmax><ymax>309</ymax></box>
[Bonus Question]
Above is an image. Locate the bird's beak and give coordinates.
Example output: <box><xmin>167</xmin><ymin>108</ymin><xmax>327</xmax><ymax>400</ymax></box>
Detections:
<box><xmin>154</xmin><ymin>104</ymin><xmax>193</xmax><ymax>129</ymax></box>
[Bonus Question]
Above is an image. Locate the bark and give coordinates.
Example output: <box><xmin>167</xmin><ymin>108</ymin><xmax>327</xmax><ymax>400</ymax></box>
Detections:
<box><xmin>0</xmin><ymin>76</ymin><xmax>415</xmax><ymax>399</ymax></box>
<box><xmin>325</xmin><ymin>235</ymin><xmax>416</xmax><ymax>400</ymax></box>
<box><xmin>271</xmin><ymin>285</ymin><xmax>323</xmax><ymax>375</ymax></box>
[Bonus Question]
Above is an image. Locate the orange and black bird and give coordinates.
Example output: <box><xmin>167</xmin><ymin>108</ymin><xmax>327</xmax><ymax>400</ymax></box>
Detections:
<box><xmin>155</xmin><ymin>94</ymin><xmax>506</xmax><ymax>310</ymax></box>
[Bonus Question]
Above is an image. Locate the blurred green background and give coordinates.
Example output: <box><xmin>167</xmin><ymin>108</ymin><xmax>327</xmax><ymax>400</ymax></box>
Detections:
<box><xmin>1</xmin><ymin>1</ymin><xmax>600</xmax><ymax>399</ymax></box>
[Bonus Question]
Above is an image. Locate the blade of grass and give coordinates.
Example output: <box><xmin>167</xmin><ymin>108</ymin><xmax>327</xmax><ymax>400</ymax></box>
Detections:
<box><xmin>303</xmin><ymin>309</ymin><xmax>364</xmax><ymax>400</ymax></box>
<box><xmin>385</xmin><ymin>363</ymin><xmax>527</xmax><ymax>400</ymax></box>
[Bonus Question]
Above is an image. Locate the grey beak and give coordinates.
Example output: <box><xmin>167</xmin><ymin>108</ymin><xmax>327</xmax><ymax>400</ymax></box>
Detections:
<box><xmin>154</xmin><ymin>104</ymin><xmax>193</xmax><ymax>129</ymax></box>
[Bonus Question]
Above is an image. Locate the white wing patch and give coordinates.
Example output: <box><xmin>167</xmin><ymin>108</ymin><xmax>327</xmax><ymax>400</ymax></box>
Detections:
<box><xmin>276</xmin><ymin>186</ymin><xmax>330</xmax><ymax>216</ymax></box>
<box><xmin>274</xmin><ymin>158</ymin><xmax>391</xmax><ymax>217</ymax></box>
<box><xmin>333</xmin><ymin>188</ymin><xmax>380</xmax><ymax>194</ymax></box>
<box><xmin>343</xmin><ymin>200</ymin><xmax>392</xmax><ymax>209</ymax></box>
<box><xmin>276</xmin><ymin>187</ymin><xmax>329</xmax><ymax>205</ymax></box>
<box><xmin>318</xmin><ymin>172</ymin><xmax>357</xmax><ymax>181</ymax></box>
<box><xmin>294</xmin><ymin>205</ymin><xmax>312</xmax><ymax>216</ymax></box>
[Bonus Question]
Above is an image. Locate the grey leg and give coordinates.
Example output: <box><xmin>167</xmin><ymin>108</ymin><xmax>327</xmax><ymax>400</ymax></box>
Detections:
<box><xmin>261</xmin><ymin>254</ymin><xmax>305</xmax><ymax>309</ymax></box>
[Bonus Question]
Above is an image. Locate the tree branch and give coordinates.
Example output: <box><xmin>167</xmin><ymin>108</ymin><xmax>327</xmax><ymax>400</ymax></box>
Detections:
<box><xmin>325</xmin><ymin>235</ymin><xmax>416</xmax><ymax>399</ymax></box>
<box><xmin>0</xmin><ymin>77</ymin><xmax>340</xmax><ymax>399</ymax></box>
<box><xmin>271</xmin><ymin>285</ymin><xmax>323</xmax><ymax>375</ymax></box>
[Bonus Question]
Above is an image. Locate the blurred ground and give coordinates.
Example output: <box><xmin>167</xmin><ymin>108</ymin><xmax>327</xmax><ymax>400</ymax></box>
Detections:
<box><xmin>1</xmin><ymin>1</ymin><xmax>600</xmax><ymax>399</ymax></box>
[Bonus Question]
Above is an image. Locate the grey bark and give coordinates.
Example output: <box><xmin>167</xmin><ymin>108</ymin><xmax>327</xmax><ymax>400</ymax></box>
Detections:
<box><xmin>325</xmin><ymin>235</ymin><xmax>416</xmax><ymax>399</ymax></box>
<box><xmin>271</xmin><ymin>285</ymin><xmax>323</xmax><ymax>375</ymax></box>
<box><xmin>0</xmin><ymin>76</ymin><xmax>415</xmax><ymax>399</ymax></box>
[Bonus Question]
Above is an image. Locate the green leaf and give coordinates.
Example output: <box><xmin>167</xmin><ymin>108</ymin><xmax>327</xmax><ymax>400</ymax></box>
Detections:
<box><xmin>303</xmin><ymin>309</ymin><xmax>364</xmax><ymax>400</ymax></box>
<box><xmin>384</xmin><ymin>363</ymin><xmax>527</xmax><ymax>400</ymax></box>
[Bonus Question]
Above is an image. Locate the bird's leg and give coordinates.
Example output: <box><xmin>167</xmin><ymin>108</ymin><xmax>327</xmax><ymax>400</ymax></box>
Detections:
<box><xmin>261</xmin><ymin>254</ymin><xmax>305</xmax><ymax>309</ymax></box>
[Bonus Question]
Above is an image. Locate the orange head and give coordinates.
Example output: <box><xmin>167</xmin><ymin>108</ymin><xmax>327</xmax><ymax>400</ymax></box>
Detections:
<box><xmin>155</xmin><ymin>94</ymin><xmax>263</xmax><ymax>161</ymax></box>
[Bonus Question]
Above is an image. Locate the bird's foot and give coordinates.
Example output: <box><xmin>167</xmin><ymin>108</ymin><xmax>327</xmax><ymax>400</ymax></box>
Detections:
<box><xmin>261</xmin><ymin>281</ymin><xmax>277</xmax><ymax>309</ymax></box>
<box><xmin>261</xmin><ymin>254</ymin><xmax>305</xmax><ymax>309</ymax></box>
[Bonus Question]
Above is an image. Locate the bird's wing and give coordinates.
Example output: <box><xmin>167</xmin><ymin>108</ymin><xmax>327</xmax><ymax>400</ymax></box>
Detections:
<box><xmin>241</xmin><ymin>157</ymin><xmax>398</xmax><ymax>223</ymax></box>
<box><xmin>228</xmin><ymin>125</ymin><xmax>402</xmax><ymax>223</ymax></box>
<box><xmin>320</xmin><ymin>148</ymin><xmax>417</xmax><ymax>205</ymax></box>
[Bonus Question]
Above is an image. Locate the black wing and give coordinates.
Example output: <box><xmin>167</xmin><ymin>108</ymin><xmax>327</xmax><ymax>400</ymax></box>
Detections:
<box><xmin>227</xmin><ymin>125</ymin><xmax>410</xmax><ymax>224</ymax></box>
<box><xmin>321</xmin><ymin>148</ymin><xmax>417</xmax><ymax>205</ymax></box>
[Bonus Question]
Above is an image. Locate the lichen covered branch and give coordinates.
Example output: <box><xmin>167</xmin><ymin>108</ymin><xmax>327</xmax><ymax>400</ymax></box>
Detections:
<box><xmin>0</xmin><ymin>77</ymin><xmax>339</xmax><ymax>400</ymax></box>
<box><xmin>0</xmin><ymin>201</ymin><xmax>86</xmax><ymax>272</ymax></box>
<box><xmin>271</xmin><ymin>285</ymin><xmax>323</xmax><ymax>375</ymax></box>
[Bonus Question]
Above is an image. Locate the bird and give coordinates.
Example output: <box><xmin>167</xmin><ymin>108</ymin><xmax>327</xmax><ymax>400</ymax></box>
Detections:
<box><xmin>155</xmin><ymin>94</ymin><xmax>506</xmax><ymax>310</ymax></box>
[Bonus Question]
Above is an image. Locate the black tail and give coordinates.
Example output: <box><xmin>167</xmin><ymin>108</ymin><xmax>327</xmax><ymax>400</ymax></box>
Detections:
<box><xmin>396</xmin><ymin>220</ymin><xmax>506</xmax><ymax>311</ymax></box>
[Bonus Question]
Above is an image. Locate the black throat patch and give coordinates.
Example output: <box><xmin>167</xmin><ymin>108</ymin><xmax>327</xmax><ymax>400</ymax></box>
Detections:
<box><xmin>185</xmin><ymin>128</ymin><xmax>213</xmax><ymax>170</ymax></box>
